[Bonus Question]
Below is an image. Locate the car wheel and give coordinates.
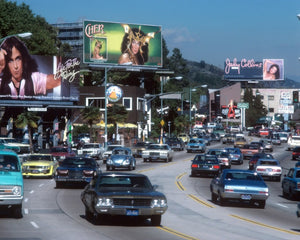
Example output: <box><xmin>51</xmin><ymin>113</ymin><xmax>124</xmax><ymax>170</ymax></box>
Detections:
<box><xmin>217</xmin><ymin>192</ymin><xmax>225</xmax><ymax>206</ymax></box>
<box><xmin>143</xmin><ymin>158</ymin><xmax>147</xmax><ymax>162</ymax></box>
<box><xmin>151</xmin><ymin>215</ymin><xmax>161</xmax><ymax>226</ymax></box>
<box><xmin>106</xmin><ymin>166</ymin><xmax>110</xmax><ymax>171</ymax></box>
<box><xmin>288</xmin><ymin>189</ymin><xmax>295</xmax><ymax>200</ymax></box>
<box><xmin>129</xmin><ymin>164</ymin><xmax>133</xmax><ymax>171</ymax></box>
<box><xmin>56</xmin><ymin>182</ymin><xmax>63</xmax><ymax>189</ymax></box>
<box><xmin>257</xmin><ymin>200</ymin><xmax>266</xmax><ymax>209</ymax></box>
<box><xmin>211</xmin><ymin>192</ymin><xmax>217</xmax><ymax>203</ymax></box>
<box><xmin>12</xmin><ymin>204</ymin><xmax>23</xmax><ymax>219</ymax></box>
<box><xmin>282</xmin><ymin>189</ymin><xmax>288</xmax><ymax>198</ymax></box>
<box><xmin>85</xmin><ymin>207</ymin><xmax>94</xmax><ymax>221</ymax></box>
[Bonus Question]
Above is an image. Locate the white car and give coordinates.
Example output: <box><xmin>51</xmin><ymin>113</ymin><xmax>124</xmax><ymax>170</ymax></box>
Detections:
<box><xmin>254</xmin><ymin>158</ymin><xmax>282</xmax><ymax>182</ymax></box>
<box><xmin>102</xmin><ymin>144</ymin><xmax>124</xmax><ymax>163</ymax></box>
<box><xmin>142</xmin><ymin>144</ymin><xmax>174</xmax><ymax>162</ymax></box>
<box><xmin>287</xmin><ymin>135</ymin><xmax>300</xmax><ymax>150</ymax></box>
<box><xmin>77</xmin><ymin>143</ymin><xmax>104</xmax><ymax>160</ymax></box>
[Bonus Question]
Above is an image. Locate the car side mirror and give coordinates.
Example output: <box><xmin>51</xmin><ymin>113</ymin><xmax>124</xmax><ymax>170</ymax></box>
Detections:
<box><xmin>152</xmin><ymin>184</ymin><xmax>158</xmax><ymax>190</ymax></box>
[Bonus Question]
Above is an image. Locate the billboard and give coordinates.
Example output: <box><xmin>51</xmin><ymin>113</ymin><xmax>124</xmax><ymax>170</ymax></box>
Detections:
<box><xmin>224</xmin><ymin>58</ymin><xmax>284</xmax><ymax>81</ymax></box>
<box><xmin>83</xmin><ymin>20</ymin><xmax>162</xmax><ymax>67</ymax></box>
<box><xmin>0</xmin><ymin>36</ymin><xmax>80</xmax><ymax>102</ymax></box>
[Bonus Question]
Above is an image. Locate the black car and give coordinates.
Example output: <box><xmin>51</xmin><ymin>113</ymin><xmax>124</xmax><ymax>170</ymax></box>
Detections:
<box><xmin>190</xmin><ymin>154</ymin><xmax>220</xmax><ymax>177</ymax></box>
<box><xmin>81</xmin><ymin>172</ymin><xmax>168</xmax><ymax>225</ymax></box>
<box><xmin>166</xmin><ymin>137</ymin><xmax>185</xmax><ymax>151</ymax></box>
<box><xmin>54</xmin><ymin>156</ymin><xmax>101</xmax><ymax>188</ymax></box>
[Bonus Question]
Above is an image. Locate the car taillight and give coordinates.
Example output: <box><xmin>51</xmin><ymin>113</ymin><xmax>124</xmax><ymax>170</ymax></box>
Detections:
<box><xmin>213</xmin><ymin>165</ymin><xmax>220</xmax><ymax>169</ymax></box>
<box><xmin>297</xmin><ymin>183</ymin><xmax>300</xmax><ymax>189</ymax></box>
<box><xmin>57</xmin><ymin>169</ymin><xmax>68</xmax><ymax>175</ymax></box>
<box><xmin>83</xmin><ymin>170</ymin><xmax>94</xmax><ymax>176</ymax></box>
<box><xmin>191</xmin><ymin>164</ymin><xmax>198</xmax><ymax>168</ymax></box>
<box><xmin>256</xmin><ymin>168</ymin><xmax>264</xmax><ymax>171</ymax></box>
<box><xmin>273</xmin><ymin>169</ymin><xmax>281</xmax><ymax>172</ymax></box>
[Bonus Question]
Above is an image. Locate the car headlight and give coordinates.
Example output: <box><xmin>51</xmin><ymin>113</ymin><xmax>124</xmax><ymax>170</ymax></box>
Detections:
<box><xmin>161</xmin><ymin>152</ymin><xmax>168</xmax><ymax>156</ymax></box>
<box><xmin>22</xmin><ymin>166</ymin><xmax>29</xmax><ymax>171</ymax></box>
<box><xmin>12</xmin><ymin>186</ymin><xmax>22</xmax><ymax>196</ymax></box>
<box><xmin>96</xmin><ymin>197</ymin><xmax>113</xmax><ymax>207</ymax></box>
<box><xmin>151</xmin><ymin>198</ymin><xmax>167</xmax><ymax>208</ymax></box>
<box><xmin>123</xmin><ymin>158</ymin><xmax>130</xmax><ymax>165</ymax></box>
<box><xmin>107</xmin><ymin>159</ymin><xmax>112</xmax><ymax>164</ymax></box>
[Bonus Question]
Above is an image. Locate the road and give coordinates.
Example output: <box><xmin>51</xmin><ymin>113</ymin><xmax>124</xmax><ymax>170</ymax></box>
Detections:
<box><xmin>0</xmin><ymin>137</ymin><xmax>300</xmax><ymax>240</ymax></box>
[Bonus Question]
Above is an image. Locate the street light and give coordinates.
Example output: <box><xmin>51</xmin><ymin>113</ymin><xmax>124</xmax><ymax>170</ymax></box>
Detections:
<box><xmin>189</xmin><ymin>84</ymin><xmax>207</xmax><ymax>134</ymax></box>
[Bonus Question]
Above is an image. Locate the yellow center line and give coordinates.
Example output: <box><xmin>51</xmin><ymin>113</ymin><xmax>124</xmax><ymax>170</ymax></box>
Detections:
<box><xmin>230</xmin><ymin>214</ymin><xmax>300</xmax><ymax>235</ymax></box>
<box><xmin>157</xmin><ymin>226</ymin><xmax>200</xmax><ymax>240</ymax></box>
<box><xmin>188</xmin><ymin>194</ymin><xmax>214</xmax><ymax>208</ymax></box>
<box><xmin>137</xmin><ymin>168</ymin><xmax>156</xmax><ymax>173</ymax></box>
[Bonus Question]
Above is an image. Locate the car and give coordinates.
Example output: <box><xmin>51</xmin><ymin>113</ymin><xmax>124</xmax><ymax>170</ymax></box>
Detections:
<box><xmin>225</xmin><ymin>147</ymin><xmax>243</xmax><ymax>165</ymax></box>
<box><xmin>165</xmin><ymin>137</ymin><xmax>185</xmax><ymax>151</ymax></box>
<box><xmin>254</xmin><ymin>158</ymin><xmax>282</xmax><ymax>182</ymax></box>
<box><xmin>0</xmin><ymin>150</ymin><xmax>23</xmax><ymax>218</ymax></box>
<box><xmin>282</xmin><ymin>167</ymin><xmax>300</xmax><ymax>200</ymax></box>
<box><xmin>259</xmin><ymin>128</ymin><xmax>271</xmax><ymax>138</ymax></box>
<box><xmin>81</xmin><ymin>172</ymin><xmax>168</xmax><ymax>225</ymax></box>
<box><xmin>0</xmin><ymin>137</ymin><xmax>30</xmax><ymax>154</ymax></box>
<box><xmin>142</xmin><ymin>144</ymin><xmax>174</xmax><ymax>162</ymax></box>
<box><xmin>186</xmin><ymin>138</ymin><xmax>206</xmax><ymax>153</ymax></box>
<box><xmin>297</xmin><ymin>202</ymin><xmax>300</xmax><ymax>218</ymax></box>
<box><xmin>278</xmin><ymin>132</ymin><xmax>289</xmax><ymax>143</ymax></box>
<box><xmin>77</xmin><ymin>143</ymin><xmax>104</xmax><ymax>160</ymax></box>
<box><xmin>250</xmin><ymin>141</ymin><xmax>265</xmax><ymax>152</ymax></box>
<box><xmin>233</xmin><ymin>136</ymin><xmax>247</xmax><ymax>149</ymax></box>
<box><xmin>209</xmin><ymin>133</ymin><xmax>221</xmax><ymax>142</ymax></box>
<box><xmin>270</xmin><ymin>134</ymin><xmax>281</xmax><ymax>145</ymax></box>
<box><xmin>54</xmin><ymin>156</ymin><xmax>101</xmax><ymax>188</ymax></box>
<box><xmin>177</xmin><ymin>133</ymin><xmax>190</xmax><ymax>144</ymax></box>
<box><xmin>292</xmin><ymin>147</ymin><xmax>300</xmax><ymax>160</ymax></box>
<box><xmin>106</xmin><ymin>147</ymin><xmax>136</xmax><ymax>171</ymax></box>
<box><xmin>131</xmin><ymin>142</ymin><xmax>150</xmax><ymax>158</ymax></box>
<box><xmin>22</xmin><ymin>154</ymin><xmax>58</xmax><ymax>178</ymax></box>
<box><xmin>210</xmin><ymin>169</ymin><xmax>269</xmax><ymax>208</ymax></box>
<box><xmin>222</xmin><ymin>133</ymin><xmax>235</xmax><ymax>144</ymax></box>
<box><xmin>50</xmin><ymin>146</ymin><xmax>76</xmax><ymax>162</ymax></box>
<box><xmin>213</xmin><ymin>125</ymin><xmax>226</xmax><ymax>138</ymax></box>
<box><xmin>102</xmin><ymin>144</ymin><xmax>124</xmax><ymax>163</ymax></box>
<box><xmin>248</xmin><ymin>153</ymin><xmax>274</xmax><ymax>170</ymax></box>
<box><xmin>207</xmin><ymin>148</ymin><xmax>231</xmax><ymax>169</ymax></box>
<box><xmin>240</xmin><ymin>144</ymin><xmax>261</xmax><ymax>160</ymax></box>
<box><xmin>287</xmin><ymin>135</ymin><xmax>300</xmax><ymax>150</ymax></box>
<box><xmin>190</xmin><ymin>154</ymin><xmax>220</xmax><ymax>177</ymax></box>
<box><xmin>259</xmin><ymin>139</ymin><xmax>273</xmax><ymax>152</ymax></box>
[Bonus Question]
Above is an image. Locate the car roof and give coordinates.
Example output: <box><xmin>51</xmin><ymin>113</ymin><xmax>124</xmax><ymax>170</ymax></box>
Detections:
<box><xmin>99</xmin><ymin>172</ymin><xmax>147</xmax><ymax>177</ymax></box>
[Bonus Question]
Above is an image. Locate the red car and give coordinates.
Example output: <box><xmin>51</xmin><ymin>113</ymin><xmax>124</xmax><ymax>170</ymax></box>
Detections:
<box><xmin>50</xmin><ymin>146</ymin><xmax>76</xmax><ymax>162</ymax></box>
<box><xmin>292</xmin><ymin>147</ymin><xmax>300</xmax><ymax>160</ymax></box>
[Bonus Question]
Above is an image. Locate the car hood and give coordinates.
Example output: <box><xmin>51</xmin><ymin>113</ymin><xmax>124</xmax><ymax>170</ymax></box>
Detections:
<box><xmin>110</xmin><ymin>155</ymin><xmax>130</xmax><ymax>160</ymax></box>
<box><xmin>23</xmin><ymin>161</ymin><xmax>54</xmax><ymax>166</ymax></box>
<box><xmin>0</xmin><ymin>171</ymin><xmax>23</xmax><ymax>185</ymax></box>
<box><xmin>57</xmin><ymin>166</ymin><xmax>95</xmax><ymax>170</ymax></box>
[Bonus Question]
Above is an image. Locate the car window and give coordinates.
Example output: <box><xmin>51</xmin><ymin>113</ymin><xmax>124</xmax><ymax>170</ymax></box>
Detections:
<box><xmin>296</xmin><ymin>170</ymin><xmax>300</xmax><ymax>178</ymax></box>
<box><xmin>28</xmin><ymin>155</ymin><xmax>52</xmax><ymax>161</ymax></box>
<box><xmin>98</xmin><ymin>176</ymin><xmax>152</xmax><ymax>189</ymax></box>
<box><xmin>258</xmin><ymin>160</ymin><xmax>278</xmax><ymax>166</ymax></box>
<box><xmin>225</xmin><ymin>172</ymin><xmax>261</xmax><ymax>181</ymax></box>
<box><xmin>61</xmin><ymin>158</ymin><xmax>96</xmax><ymax>167</ymax></box>
<box><xmin>0</xmin><ymin>154</ymin><xmax>19</xmax><ymax>171</ymax></box>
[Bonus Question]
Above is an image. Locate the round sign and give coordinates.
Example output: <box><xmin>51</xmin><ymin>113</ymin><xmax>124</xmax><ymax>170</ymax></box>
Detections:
<box><xmin>106</xmin><ymin>86</ymin><xmax>123</xmax><ymax>102</ymax></box>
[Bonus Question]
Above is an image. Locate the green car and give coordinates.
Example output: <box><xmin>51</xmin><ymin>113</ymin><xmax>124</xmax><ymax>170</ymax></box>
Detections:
<box><xmin>0</xmin><ymin>150</ymin><xmax>23</xmax><ymax>218</ymax></box>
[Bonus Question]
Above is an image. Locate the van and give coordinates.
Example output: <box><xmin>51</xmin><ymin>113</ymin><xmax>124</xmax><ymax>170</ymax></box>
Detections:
<box><xmin>287</xmin><ymin>135</ymin><xmax>300</xmax><ymax>150</ymax></box>
<box><xmin>0</xmin><ymin>150</ymin><xmax>23</xmax><ymax>218</ymax></box>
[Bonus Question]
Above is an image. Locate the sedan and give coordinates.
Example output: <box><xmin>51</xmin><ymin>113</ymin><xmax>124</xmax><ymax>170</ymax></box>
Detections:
<box><xmin>106</xmin><ymin>147</ymin><xmax>136</xmax><ymax>171</ymax></box>
<box><xmin>210</xmin><ymin>169</ymin><xmax>269</xmax><ymax>208</ymax></box>
<box><xmin>81</xmin><ymin>172</ymin><xmax>168</xmax><ymax>226</ymax></box>
<box><xmin>190</xmin><ymin>154</ymin><xmax>220</xmax><ymax>177</ymax></box>
<box><xmin>22</xmin><ymin>154</ymin><xmax>58</xmax><ymax>178</ymax></box>
<box><xmin>292</xmin><ymin>147</ymin><xmax>300</xmax><ymax>160</ymax></box>
<box><xmin>248</xmin><ymin>153</ymin><xmax>274</xmax><ymax>170</ymax></box>
<box><xmin>186</xmin><ymin>138</ymin><xmax>206</xmax><ymax>153</ymax></box>
<box><xmin>225</xmin><ymin>147</ymin><xmax>243</xmax><ymax>165</ymax></box>
<box><xmin>54</xmin><ymin>156</ymin><xmax>100</xmax><ymax>188</ymax></box>
<box><xmin>282</xmin><ymin>167</ymin><xmax>300</xmax><ymax>200</ymax></box>
<box><xmin>254</xmin><ymin>158</ymin><xmax>282</xmax><ymax>182</ymax></box>
<box><xmin>142</xmin><ymin>144</ymin><xmax>174</xmax><ymax>162</ymax></box>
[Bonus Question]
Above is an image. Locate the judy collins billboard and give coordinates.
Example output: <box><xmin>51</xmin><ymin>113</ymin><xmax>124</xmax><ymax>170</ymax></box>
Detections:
<box><xmin>0</xmin><ymin>36</ymin><xmax>80</xmax><ymax>102</ymax></box>
<box><xmin>224</xmin><ymin>58</ymin><xmax>284</xmax><ymax>81</ymax></box>
<box><xmin>83</xmin><ymin>20</ymin><xmax>162</xmax><ymax>67</ymax></box>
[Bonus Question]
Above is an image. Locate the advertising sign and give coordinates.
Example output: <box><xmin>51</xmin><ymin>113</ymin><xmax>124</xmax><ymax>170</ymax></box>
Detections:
<box><xmin>83</xmin><ymin>20</ymin><xmax>162</xmax><ymax>67</ymax></box>
<box><xmin>221</xmin><ymin>105</ymin><xmax>241</xmax><ymax>119</ymax></box>
<box><xmin>106</xmin><ymin>85</ymin><xmax>123</xmax><ymax>102</ymax></box>
<box><xmin>278</xmin><ymin>105</ymin><xmax>294</xmax><ymax>114</ymax></box>
<box><xmin>224</xmin><ymin>58</ymin><xmax>284</xmax><ymax>81</ymax></box>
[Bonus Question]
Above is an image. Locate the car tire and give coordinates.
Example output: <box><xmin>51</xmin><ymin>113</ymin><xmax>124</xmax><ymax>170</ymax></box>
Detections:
<box><xmin>211</xmin><ymin>192</ymin><xmax>217</xmax><ymax>203</ymax></box>
<box><xmin>106</xmin><ymin>166</ymin><xmax>110</xmax><ymax>171</ymax></box>
<box><xmin>12</xmin><ymin>204</ymin><xmax>23</xmax><ymax>219</ymax></box>
<box><xmin>218</xmin><ymin>192</ymin><xmax>225</xmax><ymax>206</ymax></box>
<box><xmin>85</xmin><ymin>207</ymin><xmax>94</xmax><ymax>221</ymax></box>
<box><xmin>288</xmin><ymin>189</ymin><xmax>295</xmax><ymax>200</ymax></box>
<box><xmin>129</xmin><ymin>165</ymin><xmax>133</xmax><ymax>171</ymax></box>
<box><xmin>56</xmin><ymin>182</ymin><xmax>63</xmax><ymax>189</ymax></box>
<box><xmin>258</xmin><ymin>200</ymin><xmax>266</xmax><ymax>209</ymax></box>
<box><xmin>143</xmin><ymin>158</ymin><xmax>147</xmax><ymax>162</ymax></box>
<box><xmin>151</xmin><ymin>215</ymin><xmax>161</xmax><ymax>226</ymax></box>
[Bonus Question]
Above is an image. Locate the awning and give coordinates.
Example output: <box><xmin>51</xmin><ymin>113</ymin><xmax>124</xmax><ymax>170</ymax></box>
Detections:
<box><xmin>94</xmin><ymin>122</ymin><xmax>137</xmax><ymax>128</ymax></box>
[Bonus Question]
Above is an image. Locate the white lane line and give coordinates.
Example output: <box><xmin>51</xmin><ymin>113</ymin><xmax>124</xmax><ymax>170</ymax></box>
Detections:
<box><xmin>30</xmin><ymin>221</ymin><xmax>39</xmax><ymax>228</ymax></box>
<box><xmin>24</xmin><ymin>208</ymin><xmax>29</xmax><ymax>215</ymax></box>
<box><xmin>39</xmin><ymin>184</ymin><xmax>44</xmax><ymax>187</ymax></box>
<box><xmin>277</xmin><ymin>203</ymin><xmax>289</xmax><ymax>208</ymax></box>
<box><xmin>30</xmin><ymin>190</ymin><xmax>34</xmax><ymax>194</ymax></box>
<box><xmin>24</xmin><ymin>198</ymin><xmax>28</xmax><ymax>202</ymax></box>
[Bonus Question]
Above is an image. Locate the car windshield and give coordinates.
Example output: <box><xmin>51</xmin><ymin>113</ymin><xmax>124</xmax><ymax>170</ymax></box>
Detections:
<box><xmin>227</xmin><ymin>148</ymin><xmax>240</xmax><ymax>154</ymax></box>
<box><xmin>0</xmin><ymin>154</ymin><xmax>19</xmax><ymax>171</ymax></box>
<box><xmin>51</xmin><ymin>147</ymin><xmax>68</xmax><ymax>153</ymax></box>
<box><xmin>98</xmin><ymin>176</ymin><xmax>152</xmax><ymax>189</ymax></box>
<box><xmin>148</xmin><ymin>145</ymin><xmax>168</xmax><ymax>150</ymax></box>
<box><xmin>258</xmin><ymin>160</ymin><xmax>279</xmax><ymax>166</ymax></box>
<box><xmin>27</xmin><ymin>155</ymin><xmax>52</xmax><ymax>161</ymax></box>
<box><xmin>60</xmin><ymin>158</ymin><xmax>96</xmax><ymax>167</ymax></box>
<box><xmin>225</xmin><ymin>172</ymin><xmax>261</xmax><ymax>181</ymax></box>
<box><xmin>82</xmin><ymin>144</ymin><xmax>99</xmax><ymax>149</ymax></box>
<box><xmin>107</xmin><ymin>146</ymin><xmax>119</xmax><ymax>151</ymax></box>
<box><xmin>112</xmin><ymin>149</ymin><xmax>129</xmax><ymax>155</ymax></box>
<box><xmin>190</xmin><ymin>139</ymin><xmax>203</xmax><ymax>144</ymax></box>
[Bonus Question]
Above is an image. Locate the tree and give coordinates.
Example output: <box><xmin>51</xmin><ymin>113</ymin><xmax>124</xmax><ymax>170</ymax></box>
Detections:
<box><xmin>14</xmin><ymin>111</ymin><xmax>40</xmax><ymax>154</ymax></box>
<box><xmin>81</xmin><ymin>107</ymin><xmax>101</xmax><ymax>142</ymax></box>
<box><xmin>0</xmin><ymin>1</ymin><xmax>59</xmax><ymax>55</ymax></box>
<box><xmin>107</xmin><ymin>104</ymin><xmax>129</xmax><ymax>141</ymax></box>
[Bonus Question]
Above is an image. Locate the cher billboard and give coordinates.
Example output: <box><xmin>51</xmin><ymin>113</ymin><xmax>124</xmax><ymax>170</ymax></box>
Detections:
<box><xmin>224</xmin><ymin>58</ymin><xmax>284</xmax><ymax>81</ymax></box>
<box><xmin>83</xmin><ymin>20</ymin><xmax>162</xmax><ymax>67</ymax></box>
<box><xmin>0</xmin><ymin>36</ymin><xmax>80</xmax><ymax>102</ymax></box>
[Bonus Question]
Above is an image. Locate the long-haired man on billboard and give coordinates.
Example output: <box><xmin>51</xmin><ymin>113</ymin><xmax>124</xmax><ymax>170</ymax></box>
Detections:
<box><xmin>0</xmin><ymin>36</ymin><xmax>61</xmax><ymax>99</ymax></box>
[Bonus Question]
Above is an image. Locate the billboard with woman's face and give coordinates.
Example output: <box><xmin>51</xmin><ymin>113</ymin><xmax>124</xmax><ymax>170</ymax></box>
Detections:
<box><xmin>83</xmin><ymin>20</ymin><xmax>162</xmax><ymax>68</ymax></box>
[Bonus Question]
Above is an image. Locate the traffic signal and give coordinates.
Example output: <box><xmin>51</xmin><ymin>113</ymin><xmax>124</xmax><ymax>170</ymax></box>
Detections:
<box><xmin>293</xmin><ymin>91</ymin><xmax>299</xmax><ymax>103</ymax></box>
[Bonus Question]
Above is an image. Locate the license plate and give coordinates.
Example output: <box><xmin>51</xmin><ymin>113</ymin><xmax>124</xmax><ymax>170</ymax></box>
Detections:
<box><xmin>32</xmin><ymin>170</ymin><xmax>39</xmax><ymax>173</ymax></box>
<box><xmin>126</xmin><ymin>209</ymin><xmax>139</xmax><ymax>216</ymax></box>
<box><xmin>241</xmin><ymin>194</ymin><xmax>252</xmax><ymax>200</ymax></box>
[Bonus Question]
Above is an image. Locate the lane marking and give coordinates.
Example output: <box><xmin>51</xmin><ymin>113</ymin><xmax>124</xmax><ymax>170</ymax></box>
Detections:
<box><xmin>158</xmin><ymin>226</ymin><xmax>200</xmax><ymax>240</ymax></box>
<box><xmin>24</xmin><ymin>208</ymin><xmax>29</xmax><ymax>215</ymax></box>
<box><xmin>138</xmin><ymin>168</ymin><xmax>155</xmax><ymax>173</ymax></box>
<box><xmin>30</xmin><ymin>221</ymin><xmax>39</xmax><ymax>229</ymax></box>
<box><xmin>277</xmin><ymin>203</ymin><xmax>289</xmax><ymax>208</ymax></box>
<box><xmin>24</xmin><ymin>198</ymin><xmax>28</xmax><ymax>203</ymax></box>
<box><xmin>39</xmin><ymin>184</ymin><xmax>44</xmax><ymax>187</ymax></box>
<box><xmin>230</xmin><ymin>214</ymin><xmax>300</xmax><ymax>235</ymax></box>
<box><xmin>30</xmin><ymin>190</ymin><xmax>34</xmax><ymax>194</ymax></box>
<box><xmin>176</xmin><ymin>180</ymin><xmax>185</xmax><ymax>191</ymax></box>
<box><xmin>188</xmin><ymin>194</ymin><xmax>214</xmax><ymax>208</ymax></box>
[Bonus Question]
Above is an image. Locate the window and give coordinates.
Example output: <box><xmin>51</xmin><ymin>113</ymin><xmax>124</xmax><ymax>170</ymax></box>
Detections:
<box><xmin>269</xmin><ymin>108</ymin><xmax>274</xmax><ymax>113</ymax></box>
<box><xmin>86</xmin><ymin>98</ymin><xmax>105</xmax><ymax>110</ymax></box>
<box><xmin>123</xmin><ymin>98</ymin><xmax>132</xmax><ymax>110</ymax></box>
<box><xmin>268</xmin><ymin>95</ymin><xmax>274</xmax><ymax>101</ymax></box>
<box><xmin>137</xmin><ymin>98</ymin><xmax>144</xmax><ymax>111</ymax></box>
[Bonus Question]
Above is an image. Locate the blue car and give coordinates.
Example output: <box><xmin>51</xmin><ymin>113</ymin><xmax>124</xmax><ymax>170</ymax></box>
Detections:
<box><xmin>282</xmin><ymin>167</ymin><xmax>300</xmax><ymax>199</ymax></box>
<box><xmin>106</xmin><ymin>147</ymin><xmax>136</xmax><ymax>171</ymax></box>
<box><xmin>54</xmin><ymin>156</ymin><xmax>101</xmax><ymax>188</ymax></box>
<box><xmin>225</xmin><ymin>147</ymin><xmax>243</xmax><ymax>165</ymax></box>
<box><xmin>186</xmin><ymin>138</ymin><xmax>206</xmax><ymax>153</ymax></box>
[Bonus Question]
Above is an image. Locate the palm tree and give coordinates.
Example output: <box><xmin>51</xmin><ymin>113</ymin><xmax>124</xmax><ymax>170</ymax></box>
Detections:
<box><xmin>107</xmin><ymin>104</ymin><xmax>128</xmax><ymax>142</ymax></box>
<box><xmin>81</xmin><ymin>106</ymin><xmax>101</xmax><ymax>142</ymax></box>
<box><xmin>14</xmin><ymin>111</ymin><xmax>40</xmax><ymax>154</ymax></box>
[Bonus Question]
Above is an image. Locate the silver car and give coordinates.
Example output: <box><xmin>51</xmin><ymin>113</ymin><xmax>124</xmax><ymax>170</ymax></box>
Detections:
<box><xmin>142</xmin><ymin>144</ymin><xmax>174</xmax><ymax>162</ymax></box>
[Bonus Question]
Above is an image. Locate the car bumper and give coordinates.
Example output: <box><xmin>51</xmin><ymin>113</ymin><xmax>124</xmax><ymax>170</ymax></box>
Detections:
<box><xmin>0</xmin><ymin>196</ymin><xmax>23</xmax><ymax>206</ymax></box>
<box><xmin>55</xmin><ymin>177</ymin><xmax>92</xmax><ymax>183</ymax></box>
<box><xmin>192</xmin><ymin>169</ymin><xmax>219</xmax><ymax>175</ymax></box>
<box><xmin>221</xmin><ymin>192</ymin><xmax>269</xmax><ymax>201</ymax></box>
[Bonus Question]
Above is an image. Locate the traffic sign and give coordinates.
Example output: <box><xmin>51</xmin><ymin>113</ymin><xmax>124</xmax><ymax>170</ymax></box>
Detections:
<box><xmin>160</xmin><ymin>120</ymin><xmax>165</xmax><ymax>126</ymax></box>
<box><xmin>237</xmin><ymin>102</ymin><xmax>249</xmax><ymax>109</ymax></box>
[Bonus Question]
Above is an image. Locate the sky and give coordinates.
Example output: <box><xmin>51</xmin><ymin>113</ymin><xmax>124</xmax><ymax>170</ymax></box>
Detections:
<box><xmin>13</xmin><ymin>0</ymin><xmax>300</xmax><ymax>80</ymax></box>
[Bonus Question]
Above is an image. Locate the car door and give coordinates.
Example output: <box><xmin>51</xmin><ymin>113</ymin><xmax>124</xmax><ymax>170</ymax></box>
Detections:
<box><xmin>282</xmin><ymin>168</ymin><xmax>294</xmax><ymax>193</ymax></box>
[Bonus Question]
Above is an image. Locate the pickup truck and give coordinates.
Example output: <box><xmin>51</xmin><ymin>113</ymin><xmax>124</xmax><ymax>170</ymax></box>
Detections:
<box><xmin>240</xmin><ymin>144</ymin><xmax>261</xmax><ymax>159</ymax></box>
<box><xmin>77</xmin><ymin>143</ymin><xmax>104</xmax><ymax>160</ymax></box>
<box><xmin>0</xmin><ymin>149</ymin><xmax>23</xmax><ymax>218</ymax></box>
